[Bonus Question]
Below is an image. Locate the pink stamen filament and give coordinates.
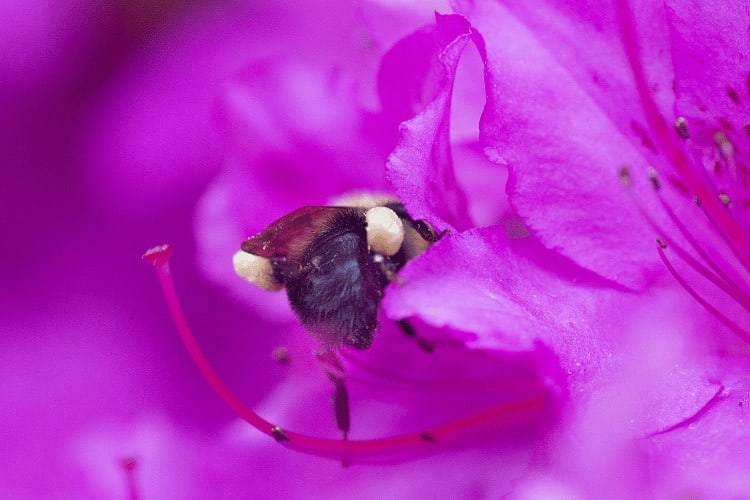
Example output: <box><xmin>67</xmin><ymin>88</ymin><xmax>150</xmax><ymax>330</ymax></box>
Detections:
<box><xmin>666</xmin><ymin>237</ymin><xmax>750</xmax><ymax>314</ymax></box>
<box><xmin>698</xmin><ymin>201</ymin><xmax>750</xmax><ymax>277</ymax></box>
<box><xmin>143</xmin><ymin>245</ymin><xmax>546</xmax><ymax>463</ymax></box>
<box><xmin>614</xmin><ymin>0</ymin><xmax>747</xmax><ymax>253</ymax></box>
<box><xmin>653</xmin><ymin>192</ymin><xmax>750</xmax><ymax>309</ymax></box>
<box><xmin>655</xmin><ymin>191</ymin><xmax>750</xmax><ymax>301</ymax></box>
<box><xmin>622</xmin><ymin>178</ymin><xmax>750</xmax><ymax>344</ymax></box>
<box><xmin>656</xmin><ymin>242</ymin><xmax>750</xmax><ymax>343</ymax></box>
<box><xmin>120</xmin><ymin>457</ymin><xmax>139</xmax><ymax>500</ymax></box>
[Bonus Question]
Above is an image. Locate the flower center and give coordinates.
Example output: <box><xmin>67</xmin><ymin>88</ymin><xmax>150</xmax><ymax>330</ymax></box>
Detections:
<box><xmin>616</xmin><ymin>0</ymin><xmax>750</xmax><ymax>344</ymax></box>
<box><xmin>628</xmin><ymin>151</ymin><xmax>750</xmax><ymax>344</ymax></box>
<box><xmin>143</xmin><ymin>244</ymin><xmax>547</xmax><ymax>463</ymax></box>
<box><xmin>615</xmin><ymin>0</ymin><xmax>747</xmax><ymax>254</ymax></box>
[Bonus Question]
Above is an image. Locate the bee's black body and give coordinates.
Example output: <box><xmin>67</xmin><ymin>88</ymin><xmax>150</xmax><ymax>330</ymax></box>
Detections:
<box><xmin>240</xmin><ymin>201</ymin><xmax>438</xmax><ymax>351</ymax></box>
<box><xmin>278</xmin><ymin>210</ymin><xmax>388</xmax><ymax>349</ymax></box>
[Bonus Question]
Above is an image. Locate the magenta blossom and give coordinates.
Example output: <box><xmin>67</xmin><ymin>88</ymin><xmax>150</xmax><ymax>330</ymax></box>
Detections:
<box><xmin>1</xmin><ymin>2</ymin><xmax>311</xmax><ymax>497</ymax></box>
<box><xmin>183</xmin><ymin>2</ymin><xmax>750</xmax><ymax>499</ymax></box>
<box><xmin>387</xmin><ymin>0</ymin><xmax>750</xmax><ymax>497</ymax></box>
<box><xmin>170</xmin><ymin>5</ymin><xmax>561</xmax><ymax>497</ymax></box>
<box><xmin>3</xmin><ymin>1</ymin><xmax>457</xmax><ymax>497</ymax></box>
<box><xmin>8</xmin><ymin>0</ymin><xmax>746</xmax><ymax>497</ymax></box>
<box><xmin>170</xmin><ymin>4</ymin><xmax>724</xmax><ymax>499</ymax></box>
<box><xmin>185</xmin><ymin>2</ymin><xmax>552</xmax><ymax>485</ymax></box>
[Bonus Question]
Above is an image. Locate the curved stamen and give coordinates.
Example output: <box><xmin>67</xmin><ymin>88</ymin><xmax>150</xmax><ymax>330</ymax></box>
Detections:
<box><xmin>622</xmin><ymin>170</ymin><xmax>750</xmax><ymax>344</ymax></box>
<box><xmin>652</xmin><ymin>186</ymin><xmax>750</xmax><ymax>306</ymax></box>
<box><xmin>656</xmin><ymin>241</ymin><xmax>750</xmax><ymax>343</ymax></box>
<box><xmin>665</xmin><ymin>236</ymin><xmax>750</xmax><ymax>314</ymax></box>
<box><xmin>143</xmin><ymin>245</ymin><xmax>278</xmax><ymax>434</ymax></box>
<box><xmin>697</xmin><ymin>200</ymin><xmax>750</xmax><ymax>276</ymax></box>
<box><xmin>614</xmin><ymin>0</ymin><xmax>746</xmax><ymax>253</ymax></box>
<box><xmin>143</xmin><ymin>245</ymin><xmax>546</xmax><ymax>463</ymax></box>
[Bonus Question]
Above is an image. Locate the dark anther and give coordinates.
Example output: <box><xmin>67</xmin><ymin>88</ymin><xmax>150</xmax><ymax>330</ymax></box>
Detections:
<box><xmin>727</xmin><ymin>87</ymin><xmax>740</xmax><ymax>104</ymax></box>
<box><xmin>272</xmin><ymin>346</ymin><xmax>291</xmax><ymax>365</ymax></box>
<box><xmin>674</xmin><ymin>117</ymin><xmax>690</xmax><ymax>139</ymax></box>
<box><xmin>656</xmin><ymin>237</ymin><xmax>667</xmax><ymax>249</ymax></box>
<box><xmin>420</xmin><ymin>432</ymin><xmax>436</xmax><ymax>443</ymax></box>
<box><xmin>694</xmin><ymin>196</ymin><xmax>702</xmax><ymax>207</ymax></box>
<box><xmin>397</xmin><ymin>319</ymin><xmax>416</xmax><ymax>337</ymax></box>
<box><xmin>332</xmin><ymin>378</ymin><xmax>351</xmax><ymax>440</ymax></box>
<box><xmin>417</xmin><ymin>338</ymin><xmax>435</xmax><ymax>353</ymax></box>
<box><xmin>618</xmin><ymin>166</ymin><xmax>632</xmax><ymax>188</ymax></box>
<box><xmin>271</xmin><ymin>426</ymin><xmax>291</xmax><ymax>442</ymax></box>
<box><xmin>648</xmin><ymin>169</ymin><xmax>661</xmax><ymax>190</ymax></box>
<box><xmin>714</xmin><ymin>131</ymin><xmax>735</xmax><ymax>157</ymax></box>
<box><xmin>397</xmin><ymin>319</ymin><xmax>434</xmax><ymax>353</ymax></box>
<box><xmin>719</xmin><ymin>117</ymin><xmax>734</xmax><ymax>132</ymax></box>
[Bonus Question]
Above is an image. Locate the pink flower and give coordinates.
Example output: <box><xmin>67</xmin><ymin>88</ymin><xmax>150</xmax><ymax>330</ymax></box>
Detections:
<box><xmin>178</xmin><ymin>4</ymin><xmax>644</xmax><ymax>496</ymax></box>
<box><xmin>9</xmin><ymin>0</ymin><xmax>748</xmax><ymax>497</ymax></box>
<box><xmin>6</xmin><ymin>1</ymin><xmax>443</xmax><ymax>497</ymax></box>
<box><xmin>160</xmin><ymin>1</ymin><xmax>746</xmax><ymax>496</ymax></box>
<box><xmin>182</xmin><ymin>7</ymin><xmax>551</xmax><ymax>494</ymax></box>
<box><xmin>422</xmin><ymin>0</ymin><xmax>750</xmax><ymax>496</ymax></box>
<box><xmin>2</xmin><ymin>3</ymin><xmax>294</xmax><ymax>496</ymax></box>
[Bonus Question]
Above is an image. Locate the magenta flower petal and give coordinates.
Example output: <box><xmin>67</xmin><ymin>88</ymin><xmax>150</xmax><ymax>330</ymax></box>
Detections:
<box><xmin>216</xmin><ymin>61</ymin><xmax>388</xmax><ymax>193</ymax></box>
<box><xmin>379</xmin><ymin>225</ymin><xmax>728</xmax><ymax>496</ymax></box>
<box><xmin>663</xmin><ymin>1</ymin><xmax>750</xmax><ymax>226</ymax></box>
<box><xmin>198</xmin><ymin>337</ymin><xmax>547</xmax><ymax>496</ymax></box>
<box><xmin>456</xmin><ymin>1</ymin><xmax>677</xmax><ymax>288</ymax></box>
<box><xmin>204</xmin><ymin>415</ymin><xmax>536</xmax><ymax>498</ymax></box>
<box><xmin>28</xmin><ymin>0</ymin><xmax>747</xmax><ymax>495</ymax></box>
<box><xmin>452</xmin><ymin>138</ymin><xmax>510</xmax><ymax>228</ymax></box>
<box><xmin>384</xmin><ymin>229</ymin><xmax>534</xmax><ymax>351</ymax></box>
<box><xmin>194</xmin><ymin>60</ymin><xmax>392</xmax><ymax>313</ymax></box>
<box><xmin>343</xmin><ymin>319</ymin><xmax>550</xmax><ymax>438</ymax></box>
<box><xmin>644</xmin><ymin>360</ymin><xmax>750</xmax><ymax>498</ymax></box>
<box><xmin>383</xmin><ymin>227</ymin><xmax>719</xmax><ymax>424</ymax></box>
<box><xmin>0</xmin><ymin>0</ymin><xmax>111</xmax><ymax>99</ymax></box>
<box><xmin>72</xmin><ymin>415</ymin><xmax>206</xmax><ymax>499</ymax></box>
<box><xmin>83</xmin><ymin>3</ymin><xmax>267</xmax><ymax>217</ymax></box>
<box><xmin>384</xmin><ymin>227</ymin><xmax>625</xmax><ymax>355</ymax></box>
<box><xmin>543</xmin><ymin>326</ymin><xmax>722</xmax><ymax>492</ymax></box>
<box><xmin>383</xmin><ymin>14</ymin><xmax>474</xmax><ymax>231</ymax></box>
<box><xmin>666</xmin><ymin>1</ymin><xmax>749</xmax><ymax>149</ymax></box>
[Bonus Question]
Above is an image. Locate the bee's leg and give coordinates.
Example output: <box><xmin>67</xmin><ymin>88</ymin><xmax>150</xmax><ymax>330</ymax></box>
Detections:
<box><xmin>396</xmin><ymin>319</ymin><xmax>434</xmax><ymax>353</ymax></box>
<box><xmin>331</xmin><ymin>375</ymin><xmax>350</xmax><ymax>441</ymax></box>
<box><xmin>375</xmin><ymin>259</ymin><xmax>434</xmax><ymax>353</ymax></box>
<box><xmin>316</xmin><ymin>350</ymin><xmax>350</xmax><ymax>440</ymax></box>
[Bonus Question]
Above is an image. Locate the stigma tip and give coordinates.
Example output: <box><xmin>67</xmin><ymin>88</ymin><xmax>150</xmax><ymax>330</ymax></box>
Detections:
<box><xmin>142</xmin><ymin>244</ymin><xmax>172</xmax><ymax>266</ymax></box>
